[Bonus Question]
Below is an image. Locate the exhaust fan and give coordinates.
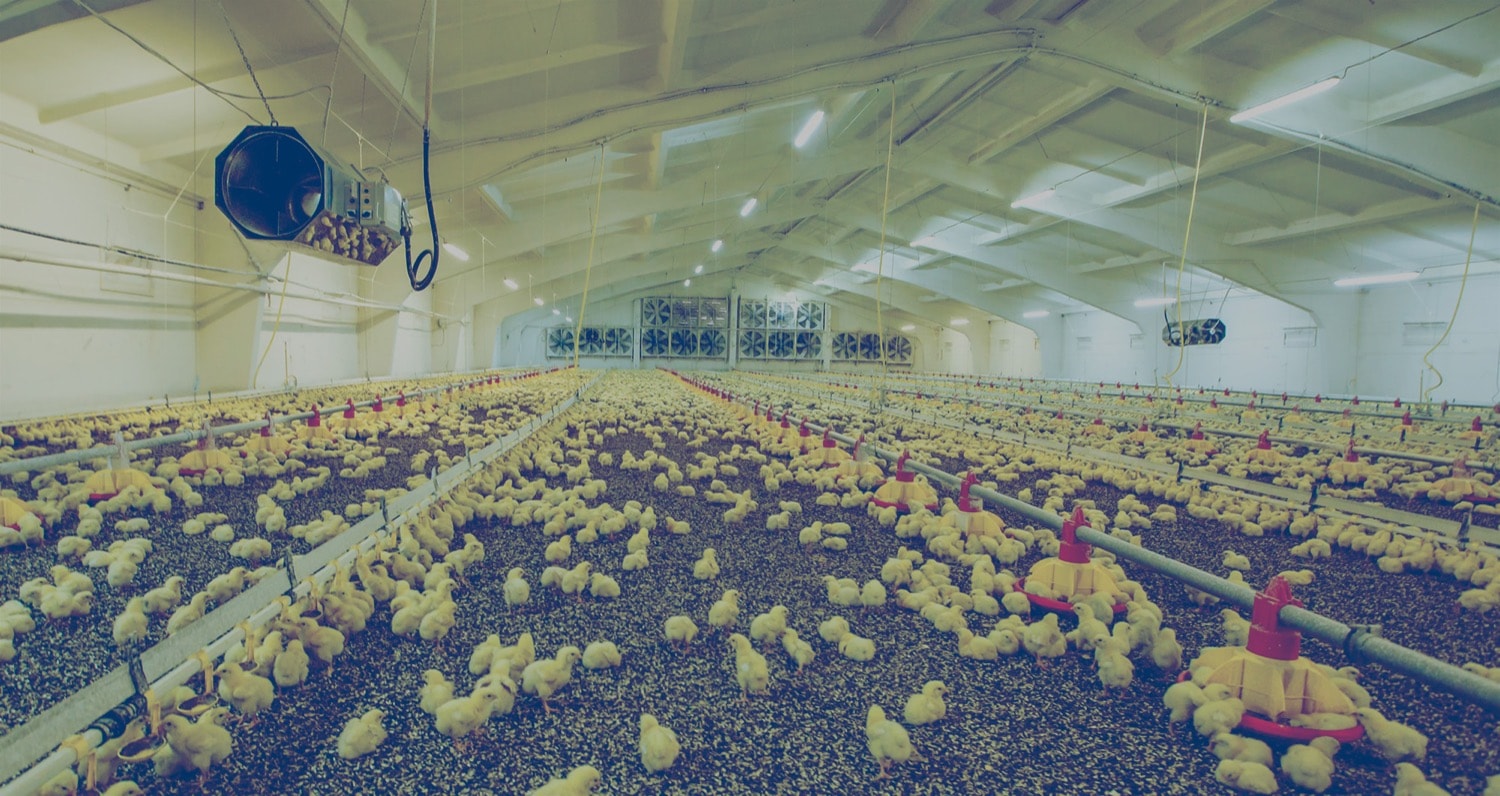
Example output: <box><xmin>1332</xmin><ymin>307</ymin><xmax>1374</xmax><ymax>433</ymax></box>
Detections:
<box><xmin>215</xmin><ymin>125</ymin><xmax>404</xmax><ymax>266</ymax></box>
<box><xmin>1161</xmin><ymin>317</ymin><xmax>1227</xmax><ymax>347</ymax></box>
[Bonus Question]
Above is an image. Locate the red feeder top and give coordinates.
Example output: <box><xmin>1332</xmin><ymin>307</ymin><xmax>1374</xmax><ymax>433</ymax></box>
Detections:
<box><xmin>853</xmin><ymin>434</ymin><xmax>865</xmax><ymax>458</ymax></box>
<box><xmin>1211</xmin><ymin>398</ymin><xmax>1219</xmax><ymax>409</ymax></box>
<box><xmin>1474</xmin><ymin>416</ymin><xmax>1484</xmax><ymax>432</ymax></box>
<box><xmin>307</xmin><ymin>406</ymin><xmax>322</xmax><ymax>427</ymax></box>
<box><xmin>397</xmin><ymin>392</ymin><xmax>407</xmax><ymax>408</ymax></box>
<box><xmin>343</xmin><ymin>399</ymin><xmax>356</xmax><ymax>419</ymax></box>
<box><xmin>1224</xmin><ymin>388</ymin><xmax>1231</xmax><ymax>396</ymax></box>
<box><xmin>1401</xmin><ymin>410</ymin><xmax>1413</xmax><ymax>426</ymax></box>
<box><xmin>1190</xmin><ymin>422</ymin><xmax>1205</xmax><ymax>441</ymax></box>
<box><xmin>1256</xmin><ymin>430</ymin><xmax>1272</xmax><ymax>450</ymax></box>
<box><xmin>1176</xmin><ymin>395</ymin><xmax>1184</xmax><ymax>405</ymax></box>
<box><xmin>260</xmin><ymin>412</ymin><xmax>273</xmax><ymax>437</ymax></box>
<box><xmin>1092</xmin><ymin>417</ymin><xmax>1104</xmax><ymax>426</ymax></box>
<box><xmin>894</xmin><ymin>451</ymin><xmax>915</xmax><ymax>483</ymax></box>
<box><xmin>1394</xmin><ymin>398</ymin><xmax>1402</xmax><ymax>408</ymax></box>
<box><xmin>1247</xmin><ymin>399</ymin><xmax>1257</xmax><ymax>410</ymax></box>
<box><xmin>1315</xmin><ymin>394</ymin><xmax>1323</xmax><ymax>403</ymax></box>
<box><xmin>372</xmin><ymin>396</ymin><xmax>384</xmax><ymax>412</ymax></box>
<box><xmin>958</xmin><ymin>471</ymin><xmax>979</xmax><ymax>513</ymax></box>
<box><xmin>1247</xmin><ymin>575</ymin><xmax>1303</xmax><ymax>661</ymax></box>
<box><xmin>1058</xmin><ymin>507</ymin><xmax>1092</xmax><ymax>565</ymax></box>
<box><xmin>1137</xmin><ymin>420</ymin><xmax>1150</xmax><ymax>432</ymax></box>
<box><xmin>1352</xmin><ymin>396</ymin><xmax>1360</xmax><ymax>405</ymax></box>
<box><xmin>1454</xmin><ymin>458</ymin><xmax>1472</xmax><ymax>478</ymax></box>
<box><xmin>1055</xmin><ymin>410</ymin><xmax>1064</xmax><ymax>420</ymax></box>
<box><xmin>822</xmin><ymin>428</ymin><xmax>837</xmax><ymax>448</ymax></box>
<box><xmin>779</xmin><ymin>411</ymin><xmax>791</xmax><ymax>430</ymax></box>
<box><xmin>1344</xmin><ymin>441</ymin><xmax>1359</xmax><ymax>463</ymax></box>
<box><xmin>798</xmin><ymin>419</ymin><xmax>811</xmax><ymax>438</ymax></box>
<box><xmin>1281</xmin><ymin>392</ymin><xmax>1288</xmax><ymax>404</ymax></box>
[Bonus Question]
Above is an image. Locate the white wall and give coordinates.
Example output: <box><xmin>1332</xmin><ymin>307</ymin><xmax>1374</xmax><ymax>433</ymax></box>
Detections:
<box><xmin>1352</xmin><ymin>274</ymin><xmax>1500</xmax><ymax>403</ymax></box>
<box><xmin>0</xmin><ymin>143</ymin><xmax>199</xmax><ymax>420</ymax></box>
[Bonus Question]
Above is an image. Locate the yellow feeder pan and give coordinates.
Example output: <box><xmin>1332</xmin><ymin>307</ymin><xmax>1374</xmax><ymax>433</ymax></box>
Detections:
<box><xmin>1205</xmin><ymin>397</ymin><xmax>1223</xmax><ymax>414</ymax></box>
<box><xmin>774</xmin><ymin>411</ymin><xmax>800</xmax><ymax>447</ymax></box>
<box><xmin>1394</xmin><ymin>410</ymin><xmax>1416</xmax><ymax>437</ymax></box>
<box><xmin>241</xmin><ymin>414</ymin><xmax>292</xmax><ymax>458</ymax></box>
<box><xmin>178</xmin><ymin>429</ymin><xmax>235</xmax><ymax>477</ymax></box>
<box><xmin>1188</xmin><ymin>576</ymin><xmax>1362</xmax><ymax>743</ymax></box>
<box><xmin>835</xmin><ymin>435</ymin><xmax>884</xmax><ymax>481</ymax></box>
<box><xmin>172</xmin><ymin>650</ymin><xmax>219</xmax><ymax>717</ymax></box>
<box><xmin>871</xmin><ymin>451</ymin><xmax>939</xmax><ymax>513</ymax></box>
<box><xmin>0</xmin><ymin>495</ymin><xmax>35</xmax><ymax>529</ymax></box>
<box><xmin>1427</xmin><ymin>459</ymin><xmax>1497</xmax><ymax>504</ymax></box>
<box><xmin>1080</xmin><ymin>417</ymin><xmax>1110</xmax><ymax>437</ymax></box>
<box><xmin>802</xmin><ymin>428</ymin><xmax>852</xmax><ymax>468</ymax></box>
<box><xmin>1326</xmin><ymin>442</ymin><xmax>1374</xmax><ymax>485</ymax></box>
<box><xmin>1181</xmin><ymin>423</ymin><xmax>1217</xmax><ymax>454</ymax></box>
<box><xmin>1284</xmin><ymin>406</ymin><xmax>1319</xmax><ymax>427</ymax></box>
<box><xmin>117</xmin><ymin>690</ymin><xmax>164</xmax><ymax>763</ymax></box>
<box><xmin>792</xmin><ymin>419</ymin><xmax>816</xmax><ymax>456</ymax></box>
<box><xmin>329</xmin><ymin>399</ymin><xmax>366</xmax><ymax>434</ymax></box>
<box><xmin>296</xmin><ymin>405</ymin><xmax>336</xmax><ymax>442</ymax></box>
<box><xmin>946</xmin><ymin>472</ymin><xmax>1006</xmax><ymax>538</ymax></box>
<box><xmin>1242</xmin><ymin>399</ymin><xmax>1263</xmax><ymax>422</ymax></box>
<box><xmin>1245</xmin><ymin>430</ymin><xmax>1283</xmax><ymax>465</ymax></box>
<box><xmin>1459</xmin><ymin>415</ymin><xmax>1488</xmax><ymax>442</ymax></box>
<box><xmin>85</xmin><ymin>433</ymin><xmax>158</xmax><ymax>502</ymax></box>
<box><xmin>1018</xmin><ymin>507</ymin><xmax>1127</xmax><ymax>615</ymax></box>
<box><xmin>1125</xmin><ymin>420</ymin><xmax>1157</xmax><ymax>444</ymax></box>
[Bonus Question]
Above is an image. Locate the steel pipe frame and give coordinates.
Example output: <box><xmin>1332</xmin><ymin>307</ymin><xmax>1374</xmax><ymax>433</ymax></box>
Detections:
<box><xmin>692</xmin><ymin>374</ymin><xmax>1500</xmax><ymax>714</ymax></box>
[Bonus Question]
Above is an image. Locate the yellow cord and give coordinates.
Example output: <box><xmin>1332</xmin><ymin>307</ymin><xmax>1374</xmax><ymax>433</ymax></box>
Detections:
<box><xmin>573</xmin><ymin>142</ymin><xmax>606</xmax><ymax>368</ymax></box>
<box><xmin>1420</xmin><ymin>200</ymin><xmax>1481</xmax><ymax>403</ymax></box>
<box><xmin>873</xmin><ymin>85</ymin><xmax>896</xmax><ymax>393</ymax></box>
<box><xmin>251</xmin><ymin>255</ymin><xmax>292</xmax><ymax>389</ymax></box>
<box><xmin>1161</xmin><ymin>103</ymin><xmax>1209</xmax><ymax>389</ymax></box>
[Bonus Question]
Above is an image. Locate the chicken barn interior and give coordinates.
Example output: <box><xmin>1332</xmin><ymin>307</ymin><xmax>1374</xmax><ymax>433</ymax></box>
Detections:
<box><xmin>2</xmin><ymin>1</ymin><xmax>1499</xmax><ymax>794</ymax></box>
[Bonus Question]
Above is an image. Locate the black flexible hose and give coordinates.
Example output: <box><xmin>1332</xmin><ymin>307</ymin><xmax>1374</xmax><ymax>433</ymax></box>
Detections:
<box><xmin>403</xmin><ymin>127</ymin><xmax>438</xmax><ymax>292</ymax></box>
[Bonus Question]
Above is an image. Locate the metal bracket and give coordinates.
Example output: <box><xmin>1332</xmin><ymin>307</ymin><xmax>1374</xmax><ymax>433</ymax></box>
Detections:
<box><xmin>1342</xmin><ymin>623</ymin><xmax>1382</xmax><ymax>663</ymax></box>
<box><xmin>280</xmin><ymin>555</ymin><xmax>299</xmax><ymax>599</ymax></box>
<box><xmin>127</xmin><ymin>656</ymin><xmax>149</xmax><ymax>697</ymax></box>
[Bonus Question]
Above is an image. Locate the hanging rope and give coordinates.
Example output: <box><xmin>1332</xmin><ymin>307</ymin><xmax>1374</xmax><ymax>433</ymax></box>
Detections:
<box><xmin>1161</xmin><ymin>102</ymin><xmax>1209</xmax><ymax>388</ymax></box>
<box><xmin>1420</xmin><ymin>201</ymin><xmax>1481</xmax><ymax>404</ymax></box>
<box><xmin>872</xmin><ymin>85</ymin><xmax>896</xmax><ymax>392</ymax></box>
<box><xmin>573</xmin><ymin>143</ymin><xmax>607</xmax><ymax>368</ymax></box>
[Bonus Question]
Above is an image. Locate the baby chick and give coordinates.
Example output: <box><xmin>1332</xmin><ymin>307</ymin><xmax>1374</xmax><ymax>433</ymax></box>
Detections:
<box><xmin>903</xmin><ymin>680</ymin><xmax>948</xmax><ymax>725</ymax></box>
<box><xmin>638</xmin><ymin>714</ymin><xmax>681</xmax><ymax>773</ymax></box>
<box><xmin>728</xmin><ymin>633</ymin><xmax>770</xmax><ymax>699</ymax></box>
<box><xmin>866</xmin><ymin>704</ymin><xmax>922</xmax><ymax>780</ymax></box>
<box><xmin>708</xmin><ymin>590</ymin><xmax>741</xmax><ymax>632</ymax></box>
<box><xmin>526</xmin><ymin>764</ymin><xmax>602</xmax><ymax>796</ymax></box>
<box><xmin>664</xmin><ymin>615</ymin><xmax>699</xmax><ymax>652</ymax></box>
<box><xmin>336</xmin><ymin>708</ymin><xmax>387</xmax><ymax>759</ymax></box>
<box><xmin>693</xmin><ymin>548</ymin><xmax>720</xmax><ymax>580</ymax></box>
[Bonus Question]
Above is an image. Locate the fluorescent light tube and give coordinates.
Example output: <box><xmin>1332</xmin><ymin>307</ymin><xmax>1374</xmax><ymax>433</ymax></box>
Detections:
<box><xmin>711</xmin><ymin>239</ymin><xmax>724</xmax><ymax>253</ymax></box>
<box><xmin>1010</xmin><ymin>188</ymin><xmax>1055</xmax><ymax>209</ymax></box>
<box><xmin>951</xmin><ymin>318</ymin><xmax>970</xmax><ymax>327</ymax></box>
<box><xmin>683</xmin><ymin>279</ymin><xmax>692</xmax><ymax>287</ymax></box>
<box><xmin>911</xmin><ymin>236</ymin><xmax>939</xmax><ymax>248</ymax></box>
<box><xmin>1023</xmin><ymin>310</ymin><xmax>1050</xmax><ymax>319</ymax></box>
<box><xmin>552</xmin><ymin>308</ymin><xmax>560</xmax><ymax>315</ymax></box>
<box><xmin>442</xmin><ymin>242</ymin><xmax>470</xmax><ymax>261</ymax></box>
<box><xmin>1231</xmin><ymin>77</ymin><xmax>1341</xmax><ymax>124</ymax></box>
<box><xmin>694</xmin><ymin>264</ymin><xmax>704</xmax><ymax>274</ymax></box>
<box><xmin>794</xmin><ymin>110</ymin><xmax>825</xmax><ymax>148</ymax></box>
<box><xmin>740</xmin><ymin>198</ymin><xmax>758</xmax><ymax>217</ymax></box>
<box><xmin>900</xmin><ymin>323</ymin><xmax>916</xmax><ymax>332</ymax></box>
<box><xmin>533</xmin><ymin>297</ymin><xmax>545</xmax><ymax>306</ymax></box>
<box><xmin>503</xmin><ymin>278</ymin><xmax>519</xmax><ymax>291</ymax></box>
<box><xmin>1333</xmin><ymin>271</ymin><xmax>1418</xmax><ymax>288</ymax></box>
<box><xmin>1134</xmin><ymin>296</ymin><xmax>1177</xmax><ymax>308</ymax></box>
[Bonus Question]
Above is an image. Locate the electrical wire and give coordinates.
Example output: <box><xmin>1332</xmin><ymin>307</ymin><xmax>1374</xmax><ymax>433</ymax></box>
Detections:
<box><xmin>251</xmin><ymin>257</ymin><xmax>293</xmax><ymax>389</ymax></box>
<box><xmin>322</xmin><ymin>0</ymin><xmax>352</xmax><ymax>147</ymax></box>
<box><xmin>872</xmin><ymin>84</ymin><xmax>896</xmax><ymax>393</ymax></box>
<box><xmin>1419</xmin><ymin>201</ymin><xmax>1482</xmax><ymax>404</ymax></box>
<box><xmin>215</xmin><ymin>0</ymin><xmax>275</xmax><ymax>124</ymax></box>
<box><xmin>1161</xmin><ymin>103</ymin><xmax>1209</xmax><ymax>389</ymax></box>
<box><xmin>400</xmin><ymin>0</ymin><xmax>439</xmax><ymax>292</ymax></box>
<box><xmin>572</xmin><ymin>143</ymin><xmax>607</xmax><ymax>368</ymax></box>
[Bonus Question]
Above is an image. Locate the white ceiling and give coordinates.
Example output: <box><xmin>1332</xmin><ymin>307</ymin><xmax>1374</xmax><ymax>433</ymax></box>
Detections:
<box><xmin>2</xmin><ymin>0</ymin><xmax>1498</xmax><ymax>331</ymax></box>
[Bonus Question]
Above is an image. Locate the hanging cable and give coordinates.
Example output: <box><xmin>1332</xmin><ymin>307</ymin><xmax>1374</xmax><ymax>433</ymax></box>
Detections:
<box><xmin>401</xmin><ymin>0</ymin><xmax>439</xmax><ymax>292</ymax></box>
<box><xmin>251</xmin><ymin>257</ymin><xmax>293</xmax><ymax>389</ymax></box>
<box><xmin>321</xmin><ymin>0</ymin><xmax>351</xmax><ymax>146</ymax></box>
<box><xmin>216</xmin><ymin>0</ymin><xmax>275</xmax><ymax>124</ymax></box>
<box><xmin>1161</xmin><ymin>102</ymin><xmax>1209</xmax><ymax>388</ymax></box>
<box><xmin>871</xmin><ymin>85</ymin><xmax>896</xmax><ymax>392</ymax></box>
<box><xmin>1420</xmin><ymin>201</ymin><xmax>1482</xmax><ymax>404</ymax></box>
<box><xmin>573</xmin><ymin>143</ymin><xmax>608</xmax><ymax>368</ymax></box>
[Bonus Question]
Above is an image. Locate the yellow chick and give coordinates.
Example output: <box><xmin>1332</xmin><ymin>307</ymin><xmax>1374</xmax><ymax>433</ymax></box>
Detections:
<box><xmin>838</xmin><ymin>632</ymin><xmax>876</xmax><ymax>662</ymax></box>
<box><xmin>419</xmin><ymin>669</ymin><xmax>454</xmax><ymax>715</ymax></box>
<box><xmin>1163</xmin><ymin>680</ymin><xmax>1206</xmax><ymax>729</ymax></box>
<box><xmin>216</xmin><ymin>662</ymin><xmax>275</xmax><ymax>719</ymax></box>
<box><xmin>1221</xmin><ymin>609</ymin><xmax>1250</xmax><ymax>646</ymax></box>
<box><xmin>581</xmin><ymin>641</ymin><xmax>621</xmax><ymax>670</ymax></box>
<box><xmin>504</xmin><ymin>568</ymin><xmax>530</xmax><ymax>610</ymax></box>
<box><xmin>336</xmin><ymin>708</ymin><xmax>387</xmax><ymax>760</ymax></box>
<box><xmin>866</xmin><ymin>704</ymin><xmax>922</xmax><ymax>779</ymax></box>
<box><xmin>1150</xmin><ymin>627</ymin><xmax>1184</xmax><ymax>673</ymax></box>
<box><xmin>903</xmin><ymin>680</ymin><xmax>948</xmax><ymax>725</ymax></box>
<box><xmin>1213</xmin><ymin>732</ymin><xmax>1274</xmax><ymax>768</ymax></box>
<box><xmin>1021</xmin><ymin>612</ymin><xmax>1066</xmax><ymax>668</ymax></box>
<box><xmin>273</xmin><ymin>638</ymin><xmax>311</xmax><ymax>688</ymax></box>
<box><xmin>1393</xmin><ymin>763</ymin><xmax>1450</xmax><ymax>796</ymax></box>
<box><xmin>166</xmin><ymin>592</ymin><xmax>209</xmax><ymax>635</ymax></box>
<box><xmin>749</xmin><ymin>605</ymin><xmax>789</xmax><ymax>647</ymax></box>
<box><xmin>112</xmin><ymin>597</ymin><xmax>149</xmax><ymax>648</ymax></box>
<box><xmin>435</xmin><ymin>690</ymin><xmax>501</xmax><ymax>750</ymax></box>
<box><xmin>1279</xmin><ymin>737</ymin><xmax>1339</xmax><ymax>794</ymax></box>
<box><xmin>781</xmin><ymin>629</ymin><xmax>815</xmax><ymax>673</ymax></box>
<box><xmin>1353</xmin><ymin>707</ymin><xmax>1428</xmax><ymax>763</ymax></box>
<box><xmin>638</xmin><ymin>713</ymin><xmax>681</xmax><ymax>773</ymax></box>
<box><xmin>526</xmin><ymin>764</ymin><xmax>602</xmax><ymax>796</ymax></box>
<box><xmin>522</xmin><ymin>646</ymin><xmax>583</xmax><ymax>713</ymax></box>
<box><xmin>708</xmin><ymin>590</ymin><xmax>741</xmax><ymax>632</ymax></box>
<box><xmin>160</xmin><ymin>709</ymin><xmax>233</xmax><ymax>786</ymax></box>
<box><xmin>693</xmin><ymin>548</ymin><xmax>720</xmax><ymax>580</ymax></box>
<box><xmin>860</xmin><ymin>580</ymin><xmax>887</xmax><ymax>612</ymax></box>
<box><xmin>1214</xmin><ymin>759</ymin><xmax>1279</xmax><ymax>794</ymax></box>
<box><xmin>728</xmin><ymin>633</ymin><xmax>770</xmax><ymax>699</ymax></box>
<box><xmin>588</xmin><ymin>572</ymin><xmax>620</xmax><ymax>599</ymax></box>
<box><xmin>1195</xmin><ymin>695</ymin><xmax>1247</xmax><ymax>738</ymax></box>
<box><xmin>664</xmin><ymin>615</ymin><xmax>699</xmax><ymax>652</ymax></box>
<box><xmin>1222</xmin><ymin>550</ymin><xmax>1251</xmax><ymax>571</ymax></box>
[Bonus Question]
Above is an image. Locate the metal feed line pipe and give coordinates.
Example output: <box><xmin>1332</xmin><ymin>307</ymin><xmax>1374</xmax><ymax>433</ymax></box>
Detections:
<box><xmin>689</xmin><ymin>377</ymin><xmax>1500</xmax><ymax>714</ymax></box>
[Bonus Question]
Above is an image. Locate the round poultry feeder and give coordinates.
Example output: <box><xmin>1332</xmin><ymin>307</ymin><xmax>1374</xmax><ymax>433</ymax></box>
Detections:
<box><xmin>1245</xmin><ymin>430</ymin><xmax>1282</xmax><ymax>465</ymax></box>
<box><xmin>85</xmin><ymin>433</ymin><xmax>158</xmax><ymax>501</ymax></box>
<box><xmin>803</xmin><ymin>428</ymin><xmax>851</xmax><ymax>468</ymax></box>
<box><xmin>1395</xmin><ymin>410</ymin><xmax>1415</xmax><ymax>434</ymax></box>
<box><xmin>1081</xmin><ymin>417</ymin><xmax>1109</xmax><ymax>436</ymax></box>
<box><xmin>0</xmin><ymin>495</ymin><xmax>35</xmax><ymax>530</ymax></box>
<box><xmin>1125</xmin><ymin>420</ymin><xmax>1156</xmax><ymax>444</ymax></box>
<box><xmin>296</xmin><ymin>405</ymin><xmax>335</xmax><ymax>442</ymax></box>
<box><xmin>1427</xmin><ymin>458</ymin><xmax>1497</xmax><ymax>504</ymax></box>
<box><xmin>1326</xmin><ymin>441</ymin><xmax>1374</xmax><ymax>485</ymax></box>
<box><xmin>1459</xmin><ymin>415</ymin><xmax>1486</xmax><ymax>442</ymax></box>
<box><xmin>1187</xmin><ymin>576</ymin><xmax>1363</xmax><ymax>743</ymax></box>
<box><xmin>871</xmin><ymin>451</ymin><xmax>938</xmax><ymax>512</ymax></box>
<box><xmin>946</xmin><ymin>471</ymin><xmax>1005</xmax><ymax>538</ymax></box>
<box><xmin>1015</xmin><ymin>508</ymin><xmax>1128</xmax><ymax>615</ymax></box>
<box><xmin>241</xmin><ymin>412</ymin><xmax>292</xmax><ymax>457</ymax></box>
<box><xmin>794</xmin><ymin>419</ymin><xmax>815</xmax><ymax>455</ymax></box>
<box><xmin>178</xmin><ymin>428</ymin><xmax>236</xmax><ymax>477</ymax></box>
<box><xmin>835</xmin><ymin>434</ymin><xmax>883</xmax><ymax>481</ymax></box>
<box><xmin>116</xmin><ymin>690</ymin><xmax>166</xmax><ymax>764</ymax></box>
<box><xmin>1182</xmin><ymin>422</ymin><xmax>1217</xmax><ymax>454</ymax></box>
<box><xmin>775</xmin><ymin>411</ymin><xmax>799</xmax><ymax>447</ymax></box>
<box><xmin>1206</xmin><ymin>397</ymin><xmax>1221</xmax><ymax>414</ymax></box>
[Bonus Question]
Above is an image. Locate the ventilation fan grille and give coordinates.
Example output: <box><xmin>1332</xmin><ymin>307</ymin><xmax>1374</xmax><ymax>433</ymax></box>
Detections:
<box><xmin>544</xmin><ymin>326</ymin><xmax>634</xmax><ymax>358</ymax></box>
<box><xmin>830</xmin><ymin>331</ymin><xmax>912</xmax><ymax>365</ymax></box>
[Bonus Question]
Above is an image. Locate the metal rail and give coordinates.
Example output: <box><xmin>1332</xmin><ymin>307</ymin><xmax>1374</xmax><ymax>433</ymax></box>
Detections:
<box><xmin>0</xmin><ymin>372</ymin><xmax>596</xmax><ymax>795</ymax></box>
<box><xmin>689</xmin><ymin>374</ymin><xmax>1500</xmax><ymax>714</ymax></box>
